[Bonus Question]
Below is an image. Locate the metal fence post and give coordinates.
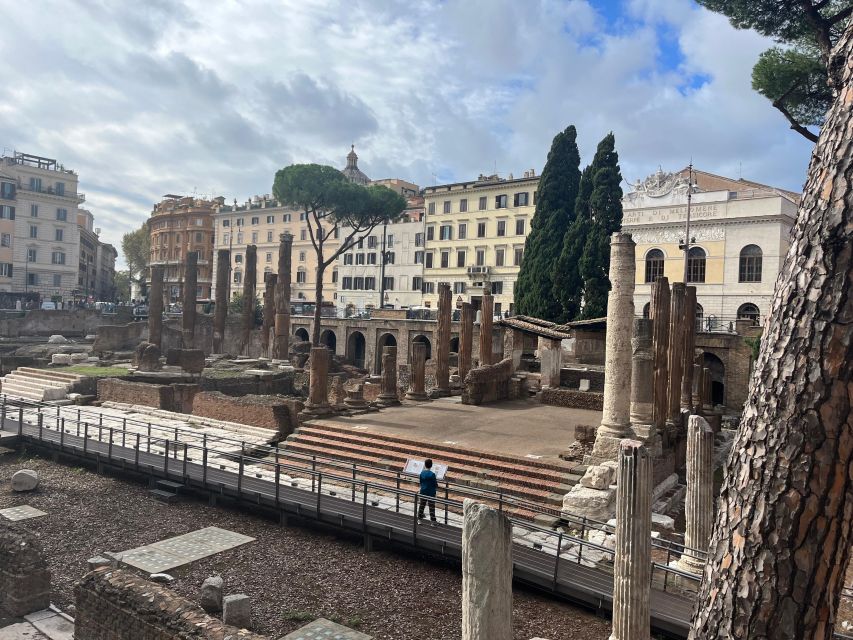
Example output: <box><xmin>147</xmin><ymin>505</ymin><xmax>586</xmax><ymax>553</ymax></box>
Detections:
<box><xmin>18</xmin><ymin>406</ymin><xmax>23</xmax><ymax>435</ymax></box>
<box><xmin>444</xmin><ymin>482</ymin><xmax>449</xmax><ymax>524</ymax></box>
<box><xmin>37</xmin><ymin>412</ymin><xmax>43</xmax><ymax>439</ymax></box>
<box><xmin>316</xmin><ymin>474</ymin><xmax>322</xmax><ymax>518</ymax></box>
<box><xmin>395</xmin><ymin>472</ymin><xmax>401</xmax><ymax>513</ymax></box>
<box><xmin>552</xmin><ymin>531</ymin><xmax>563</xmax><ymax>590</ymax></box>
<box><xmin>275</xmin><ymin>462</ymin><xmax>280</xmax><ymax>505</ymax></box>
<box><xmin>83</xmin><ymin>423</ymin><xmax>88</xmax><ymax>455</ymax></box>
<box><xmin>135</xmin><ymin>433</ymin><xmax>140</xmax><ymax>470</ymax></box>
<box><xmin>182</xmin><ymin>443</ymin><xmax>188</xmax><ymax>479</ymax></box>
<box><xmin>413</xmin><ymin>494</ymin><xmax>419</xmax><ymax>544</ymax></box>
<box><xmin>237</xmin><ymin>455</ymin><xmax>244</xmax><ymax>498</ymax></box>
<box><xmin>362</xmin><ymin>480</ymin><xmax>368</xmax><ymax>531</ymax></box>
<box><xmin>108</xmin><ymin>428</ymin><xmax>113</xmax><ymax>461</ymax></box>
<box><xmin>351</xmin><ymin>463</ymin><xmax>356</xmax><ymax>502</ymax></box>
<box><xmin>202</xmin><ymin>447</ymin><xmax>208</xmax><ymax>485</ymax></box>
<box><xmin>60</xmin><ymin>418</ymin><xmax>65</xmax><ymax>452</ymax></box>
<box><xmin>164</xmin><ymin>440</ymin><xmax>169</xmax><ymax>475</ymax></box>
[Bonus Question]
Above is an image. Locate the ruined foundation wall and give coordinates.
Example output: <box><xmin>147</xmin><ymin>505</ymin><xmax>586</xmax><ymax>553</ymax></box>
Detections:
<box><xmin>74</xmin><ymin>568</ymin><xmax>270</xmax><ymax>640</ymax></box>
<box><xmin>0</xmin><ymin>521</ymin><xmax>51</xmax><ymax>618</ymax></box>
<box><xmin>462</xmin><ymin>358</ymin><xmax>516</xmax><ymax>405</ymax></box>
<box><xmin>192</xmin><ymin>391</ymin><xmax>302</xmax><ymax>436</ymax></box>
<box><xmin>540</xmin><ymin>388</ymin><xmax>604</xmax><ymax>411</ymax></box>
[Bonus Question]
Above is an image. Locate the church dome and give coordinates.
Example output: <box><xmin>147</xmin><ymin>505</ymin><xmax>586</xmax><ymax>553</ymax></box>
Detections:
<box><xmin>340</xmin><ymin>145</ymin><xmax>370</xmax><ymax>185</ymax></box>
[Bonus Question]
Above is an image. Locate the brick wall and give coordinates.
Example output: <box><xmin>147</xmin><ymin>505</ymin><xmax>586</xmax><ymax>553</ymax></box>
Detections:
<box><xmin>0</xmin><ymin>521</ymin><xmax>51</xmax><ymax>617</ymax></box>
<box><xmin>462</xmin><ymin>358</ymin><xmax>515</xmax><ymax>405</ymax></box>
<box><xmin>97</xmin><ymin>378</ymin><xmax>174</xmax><ymax>410</ymax></box>
<box><xmin>559</xmin><ymin>368</ymin><xmax>605</xmax><ymax>392</ymax></box>
<box><xmin>74</xmin><ymin>568</ymin><xmax>270</xmax><ymax>640</ymax></box>
<box><xmin>192</xmin><ymin>391</ymin><xmax>302</xmax><ymax>436</ymax></box>
<box><xmin>540</xmin><ymin>388</ymin><xmax>604</xmax><ymax>411</ymax></box>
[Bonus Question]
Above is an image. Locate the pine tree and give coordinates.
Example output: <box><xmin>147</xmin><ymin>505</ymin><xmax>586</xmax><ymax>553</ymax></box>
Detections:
<box><xmin>552</xmin><ymin>165</ymin><xmax>592</xmax><ymax>322</ymax></box>
<box><xmin>514</xmin><ymin>125</ymin><xmax>581</xmax><ymax>320</ymax></box>
<box><xmin>578</xmin><ymin>133</ymin><xmax>623</xmax><ymax>319</ymax></box>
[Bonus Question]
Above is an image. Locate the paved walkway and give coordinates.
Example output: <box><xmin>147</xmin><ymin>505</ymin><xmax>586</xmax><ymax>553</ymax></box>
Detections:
<box><xmin>323</xmin><ymin>396</ymin><xmax>601</xmax><ymax>461</ymax></box>
<box><xmin>0</xmin><ymin>609</ymin><xmax>73</xmax><ymax>640</ymax></box>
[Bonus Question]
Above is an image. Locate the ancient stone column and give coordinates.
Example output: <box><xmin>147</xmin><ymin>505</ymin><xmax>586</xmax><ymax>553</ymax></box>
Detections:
<box><xmin>462</xmin><ymin>499</ymin><xmax>512</xmax><ymax>640</ymax></box>
<box><xmin>651</xmin><ymin>277</ymin><xmax>671</xmax><ymax>435</ymax></box>
<box><xmin>262</xmin><ymin>273</ymin><xmax>277</xmax><ymax>357</ymax></box>
<box><xmin>435</xmin><ymin>283</ymin><xmax>452</xmax><ymax>395</ymax></box>
<box><xmin>303</xmin><ymin>346</ymin><xmax>331</xmax><ymax>414</ymax></box>
<box><xmin>678</xmin><ymin>415</ymin><xmax>714</xmax><ymax>575</ymax></box>
<box><xmin>666</xmin><ymin>282</ymin><xmax>686</xmax><ymax>429</ymax></box>
<box><xmin>378</xmin><ymin>346</ymin><xmax>401</xmax><ymax>406</ymax></box>
<box><xmin>148</xmin><ymin>265</ymin><xmax>165</xmax><ymax>349</ymax></box>
<box><xmin>406</xmin><ymin>341</ymin><xmax>429</xmax><ymax>401</ymax></box>
<box><xmin>591</xmin><ymin>233</ymin><xmax>636</xmax><ymax>462</ymax></box>
<box><xmin>692</xmin><ymin>350</ymin><xmax>704</xmax><ymax>411</ymax></box>
<box><xmin>273</xmin><ymin>232</ymin><xmax>293</xmax><ymax>361</ymax></box>
<box><xmin>459</xmin><ymin>302</ymin><xmax>474</xmax><ymax>382</ymax></box>
<box><xmin>213</xmin><ymin>249</ymin><xmax>230</xmax><ymax>354</ymax></box>
<box><xmin>630</xmin><ymin>318</ymin><xmax>658</xmax><ymax>454</ymax></box>
<box><xmin>680</xmin><ymin>286</ymin><xmax>697</xmax><ymax>411</ymax></box>
<box><xmin>702</xmin><ymin>367</ymin><xmax>713</xmax><ymax>411</ymax></box>
<box><xmin>479</xmin><ymin>288</ymin><xmax>494</xmax><ymax>366</ymax></box>
<box><xmin>181</xmin><ymin>250</ymin><xmax>198</xmax><ymax>349</ymax></box>
<box><xmin>610</xmin><ymin>440</ymin><xmax>652</xmax><ymax>640</ymax></box>
<box><xmin>241</xmin><ymin>245</ymin><xmax>257</xmax><ymax>356</ymax></box>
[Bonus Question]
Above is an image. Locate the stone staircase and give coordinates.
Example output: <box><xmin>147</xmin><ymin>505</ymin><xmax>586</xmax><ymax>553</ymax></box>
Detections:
<box><xmin>0</xmin><ymin>367</ymin><xmax>83</xmax><ymax>402</ymax></box>
<box><xmin>281</xmin><ymin>420</ymin><xmax>584</xmax><ymax>518</ymax></box>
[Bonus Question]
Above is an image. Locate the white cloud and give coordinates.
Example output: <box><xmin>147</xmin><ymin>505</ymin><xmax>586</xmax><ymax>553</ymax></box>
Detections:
<box><xmin>0</xmin><ymin>0</ymin><xmax>814</xmax><ymax>268</ymax></box>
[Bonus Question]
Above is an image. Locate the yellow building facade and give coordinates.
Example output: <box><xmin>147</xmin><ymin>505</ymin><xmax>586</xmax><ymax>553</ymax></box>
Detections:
<box><xmin>421</xmin><ymin>172</ymin><xmax>539</xmax><ymax>315</ymax></box>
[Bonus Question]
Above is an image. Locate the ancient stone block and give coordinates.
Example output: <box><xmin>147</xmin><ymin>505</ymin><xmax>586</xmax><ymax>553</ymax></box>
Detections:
<box><xmin>51</xmin><ymin>353</ymin><xmax>72</xmax><ymax>365</ymax></box>
<box><xmin>166</xmin><ymin>348</ymin><xmax>206</xmax><ymax>374</ymax></box>
<box><xmin>200</xmin><ymin>576</ymin><xmax>223</xmax><ymax>613</ymax></box>
<box><xmin>11</xmin><ymin>469</ymin><xmax>39</xmax><ymax>492</ymax></box>
<box><xmin>134</xmin><ymin>342</ymin><xmax>161</xmax><ymax>372</ymax></box>
<box><xmin>223</xmin><ymin>593</ymin><xmax>252</xmax><ymax>629</ymax></box>
<box><xmin>47</xmin><ymin>335</ymin><xmax>68</xmax><ymax>344</ymax></box>
<box><xmin>579</xmin><ymin>464</ymin><xmax>614</xmax><ymax>490</ymax></box>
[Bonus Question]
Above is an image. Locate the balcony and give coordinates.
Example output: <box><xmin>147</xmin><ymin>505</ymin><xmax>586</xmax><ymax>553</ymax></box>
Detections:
<box><xmin>466</xmin><ymin>265</ymin><xmax>491</xmax><ymax>279</ymax></box>
<box><xmin>16</xmin><ymin>181</ymin><xmax>85</xmax><ymax>203</ymax></box>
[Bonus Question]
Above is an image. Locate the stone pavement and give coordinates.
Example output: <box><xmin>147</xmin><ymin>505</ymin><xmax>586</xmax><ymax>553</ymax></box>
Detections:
<box><xmin>0</xmin><ymin>609</ymin><xmax>73</xmax><ymax>640</ymax></box>
<box><xmin>282</xmin><ymin>618</ymin><xmax>372</xmax><ymax>639</ymax></box>
<box><xmin>0</xmin><ymin>506</ymin><xmax>46</xmax><ymax>522</ymax></box>
<box><xmin>114</xmin><ymin>527</ymin><xmax>255</xmax><ymax>573</ymax></box>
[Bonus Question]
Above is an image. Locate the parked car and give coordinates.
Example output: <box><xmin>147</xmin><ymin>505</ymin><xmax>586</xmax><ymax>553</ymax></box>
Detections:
<box><xmin>40</xmin><ymin>301</ymin><xmax>56</xmax><ymax>310</ymax></box>
<box><xmin>133</xmin><ymin>305</ymin><xmax>149</xmax><ymax>320</ymax></box>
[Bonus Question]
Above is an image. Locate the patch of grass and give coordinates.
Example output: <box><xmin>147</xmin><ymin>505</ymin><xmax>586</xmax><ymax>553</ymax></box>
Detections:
<box><xmin>63</xmin><ymin>366</ymin><xmax>129</xmax><ymax>378</ymax></box>
<box><xmin>281</xmin><ymin>610</ymin><xmax>315</xmax><ymax>622</ymax></box>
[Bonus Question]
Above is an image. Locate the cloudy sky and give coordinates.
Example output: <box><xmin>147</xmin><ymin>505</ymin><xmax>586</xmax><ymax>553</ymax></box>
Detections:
<box><xmin>0</xmin><ymin>0</ymin><xmax>815</xmax><ymax>267</ymax></box>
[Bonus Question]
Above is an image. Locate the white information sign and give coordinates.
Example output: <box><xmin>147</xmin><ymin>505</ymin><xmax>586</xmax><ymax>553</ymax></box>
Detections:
<box><xmin>403</xmin><ymin>458</ymin><xmax>448</xmax><ymax>480</ymax></box>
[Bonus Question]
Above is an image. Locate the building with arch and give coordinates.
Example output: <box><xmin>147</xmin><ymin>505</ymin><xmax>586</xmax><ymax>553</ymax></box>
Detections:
<box><xmin>623</xmin><ymin>168</ymin><xmax>799</xmax><ymax>324</ymax></box>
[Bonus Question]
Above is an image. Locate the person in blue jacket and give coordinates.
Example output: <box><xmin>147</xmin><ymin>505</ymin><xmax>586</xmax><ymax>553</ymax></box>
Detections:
<box><xmin>418</xmin><ymin>458</ymin><xmax>438</xmax><ymax>522</ymax></box>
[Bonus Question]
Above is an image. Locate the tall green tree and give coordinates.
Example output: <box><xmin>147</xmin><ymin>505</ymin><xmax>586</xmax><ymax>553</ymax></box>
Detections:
<box><xmin>552</xmin><ymin>165</ymin><xmax>592</xmax><ymax>322</ymax></box>
<box><xmin>514</xmin><ymin>125</ymin><xmax>581</xmax><ymax>320</ymax></box>
<box><xmin>121</xmin><ymin>223</ymin><xmax>150</xmax><ymax>290</ymax></box>
<box><xmin>577</xmin><ymin>133</ymin><xmax>623</xmax><ymax>319</ymax></box>
<box><xmin>273</xmin><ymin>164</ymin><xmax>406</xmax><ymax>345</ymax></box>
<box><xmin>697</xmin><ymin>0</ymin><xmax>851</xmax><ymax>142</ymax></box>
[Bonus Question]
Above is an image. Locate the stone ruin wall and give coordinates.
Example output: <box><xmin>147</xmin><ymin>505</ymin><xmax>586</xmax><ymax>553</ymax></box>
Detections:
<box><xmin>540</xmin><ymin>387</ymin><xmax>604</xmax><ymax>411</ymax></box>
<box><xmin>461</xmin><ymin>358</ymin><xmax>518</xmax><ymax>405</ymax></box>
<box><xmin>0</xmin><ymin>521</ymin><xmax>51</xmax><ymax>618</ymax></box>
<box><xmin>560</xmin><ymin>368</ymin><xmax>605</xmax><ymax>392</ymax></box>
<box><xmin>74</xmin><ymin>568</ymin><xmax>270</xmax><ymax>640</ymax></box>
<box><xmin>96</xmin><ymin>378</ymin><xmax>198</xmax><ymax>414</ymax></box>
<box><xmin>191</xmin><ymin>391</ymin><xmax>302</xmax><ymax>437</ymax></box>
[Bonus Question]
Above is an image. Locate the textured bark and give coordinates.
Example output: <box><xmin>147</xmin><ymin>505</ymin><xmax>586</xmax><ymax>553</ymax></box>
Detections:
<box><xmin>181</xmin><ymin>251</ymin><xmax>198</xmax><ymax>349</ymax></box>
<box><xmin>689</xmin><ymin>24</ymin><xmax>853</xmax><ymax>640</ymax></box>
<box><xmin>213</xmin><ymin>249</ymin><xmax>230</xmax><ymax>354</ymax></box>
<box><xmin>241</xmin><ymin>245</ymin><xmax>257</xmax><ymax>356</ymax></box>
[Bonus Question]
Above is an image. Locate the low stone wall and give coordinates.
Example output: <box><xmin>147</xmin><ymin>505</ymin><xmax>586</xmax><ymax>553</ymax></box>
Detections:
<box><xmin>0</xmin><ymin>308</ymin><xmax>105</xmax><ymax>338</ymax></box>
<box><xmin>74</xmin><ymin>568</ymin><xmax>270</xmax><ymax>640</ymax></box>
<box><xmin>97</xmin><ymin>378</ymin><xmax>199</xmax><ymax>413</ymax></box>
<box><xmin>559</xmin><ymin>367</ymin><xmax>605</xmax><ymax>392</ymax></box>
<box><xmin>540</xmin><ymin>387</ymin><xmax>604</xmax><ymax>411</ymax></box>
<box><xmin>462</xmin><ymin>358</ymin><xmax>515</xmax><ymax>405</ymax></box>
<box><xmin>92</xmin><ymin>322</ymin><xmax>148</xmax><ymax>354</ymax></box>
<box><xmin>192</xmin><ymin>391</ymin><xmax>302</xmax><ymax>436</ymax></box>
<box><xmin>0</xmin><ymin>521</ymin><xmax>51</xmax><ymax>617</ymax></box>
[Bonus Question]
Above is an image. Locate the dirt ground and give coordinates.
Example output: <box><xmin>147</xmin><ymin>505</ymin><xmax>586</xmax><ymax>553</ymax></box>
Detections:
<box><xmin>0</xmin><ymin>453</ymin><xmax>612</xmax><ymax>640</ymax></box>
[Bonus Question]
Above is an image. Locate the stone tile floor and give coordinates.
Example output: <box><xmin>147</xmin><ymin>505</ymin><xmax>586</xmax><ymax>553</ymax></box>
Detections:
<box><xmin>0</xmin><ymin>609</ymin><xmax>73</xmax><ymax>640</ymax></box>
<box><xmin>114</xmin><ymin>526</ymin><xmax>255</xmax><ymax>573</ymax></box>
<box><xmin>283</xmin><ymin>618</ymin><xmax>372</xmax><ymax>639</ymax></box>
<box><xmin>0</xmin><ymin>505</ymin><xmax>46</xmax><ymax>521</ymax></box>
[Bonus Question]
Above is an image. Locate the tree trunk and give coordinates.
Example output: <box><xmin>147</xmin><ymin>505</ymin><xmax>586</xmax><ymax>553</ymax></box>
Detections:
<box><xmin>689</xmin><ymin>24</ymin><xmax>853</xmax><ymax>640</ymax></box>
<box><xmin>311</xmin><ymin>262</ymin><xmax>325</xmax><ymax>346</ymax></box>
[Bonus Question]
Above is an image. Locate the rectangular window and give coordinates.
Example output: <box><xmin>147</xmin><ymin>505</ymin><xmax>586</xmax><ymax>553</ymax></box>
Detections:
<box><xmin>55</xmin><ymin>229</ymin><xmax>63</xmax><ymax>241</ymax></box>
<box><xmin>196</xmin><ymin>232</ymin><xmax>203</xmax><ymax>243</ymax></box>
<box><xmin>266</xmin><ymin>252</ymin><xmax>272</xmax><ymax>262</ymax></box>
<box><xmin>478</xmin><ymin>196</ymin><xmax>487</xmax><ymax>211</ymax></box>
<box><xmin>300</xmin><ymin>229</ymin><xmax>307</xmax><ymax>241</ymax></box>
<box><xmin>497</xmin><ymin>220</ymin><xmax>506</xmax><ymax>236</ymax></box>
<box><xmin>299</xmin><ymin>251</ymin><xmax>306</xmax><ymax>261</ymax></box>
<box><xmin>386</xmin><ymin>234</ymin><xmax>394</xmax><ymax>248</ymax></box>
<box><xmin>423</xmin><ymin>281</ymin><xmax>435</xmax><ymax>294</ymax></box>
<box><xmin>29</xmin><ymin>177</ymin><xmax>42</xmax><ymax>191</ymax></box>
<box><xmin>342</xmin><ymin>276</ymin><xmax>352</xmax><ymax>290</ymax></box>
<box><xmin>458</xmin><ymin>223</ymin><xmax>467</xmax><ymax>239</ymax></box>
<box><xmin>29</xmin><ymin>225</ymin><xmax>38</xmax><ymax>239</ymax></box>
<box><xmin>428</xmin><ymin>202</ymin><xmax>436</xmax><ymax>215</ymax></box>
<box><xmin>235</xmin><ymin>254</ymin><xmax>243</xmax><ymax>263</ymax></box>
<box><xmin>516</xmin><ymin>219</ymin><xmax>525</xmax><ymax>235</ymax></box>
<box><xmin>426</xmin><ymin>226</ymin><xmax>435</xmax><ymax>241</ymax></box>
<box><xmin>440</xmin><ymin>251</ymin><xmax>449</xmax><ymax>268</ymax></box>
<box><xmin>368</xmin><ymin>236</ymin><xmax>378</xmax><ymax>249</ymax></box>
<box><xmin>267</xmin><ymin>231</ymin><xmax>273</xmax><ymax>242</ymax></box>
<box><xmin>425</xmin><ymin>252</ymin><xmax>434</xmax><ymax>268</ymax></box>
<box><xmin>31</xmin><ymin>204</ymin><xmax>38</xmax><ymax>217</ymax></box>
<box><xmin>283</xmin><ymin>214</ymin><xmax>291</xmax><ymax>222</ymax></box>
<box><xmin>56</xmin><ymin>208</ymin><xmax>67</xmax><ymax>221</ymax></box>
<box><xmin>492</xmin><ymin>281</ymin><xmax>503</xmax><ymax>295</ymax></box>
<box><xmin>367</xmin><ymin>253</ymin><xmax>377</xmax><ymax>265</ymax></box>
<box><xmin>236</xmin><ymin>218</ymin><xmax>244</xmax><ymax>226</ymax></box>
<box><xmin>52</xmin><ymin>251</ymin><xmax>65</xmax><ymax>265</ymax></box>
<box><xmin>27</xmin><ymin>273</ymin><xmax>38</xmax><ymax>286</ymax></box>
<box><xmin>415</xmin><ymin>232</ymin><xmax>424</xmax><ymax>247</ymax></box>
<box><xmin>495</xmin><ymin>195</ymin><xmax>508</xmax><ymax>209</ymax></box>
<box><xmin>495</xmin><ymin>248</ymin><xmax>505</xmax><ymax>266</ymax></box>
<box><xmin>454</xmin><ymin>281</ymin><xmax>466</xmax><ymax>294</ymax></box>
<box><xmin>357</xmin><ymin>238</ymin><xmax>364</xmax><ymax>249</ymax></box>
<box><xmin>223</xmin><ymin>233</ymin><xmax>230</xmax><ymax>244</ymax></box>
<box><xmin>476</xmin><ymin>249</ymin><xmax>485</xmax><ymax>266</ymax></box>
<box><xmin>459</xmin><ymin>198</ymin><xmax>468</xmax><ymax>213</ymax></box>
<box><xmin>352</xmin><ymin>276</ymin><xmax>363</xmax><ymax>289</ymax></box>
<box><xmin>251</xmin><ymin>216</ymin><xmax>259</xmax><ymax>225</ymax></box>
<box><xmin>332</xmin><ymin>270</ymin><xmax>339</xmax><ymax>283</ymax></box>
<box><xmin>456</xmin><ymin>250</ymin><xmax>466</xmax><ymax>267</ymax></box>
<box><xmin>412</xmin><ymin>276</ymin><xmax>422</xmax><ymax>291</ymax></box>
<box><xmin>299</xmin><ymin>212</ymin><xmax>307</xmax><ymax>221</ymax></box>
<box><xmin>234</xmin><ymin>271</ymin><xmax>242</xmax><ymax>284</ymax></box>
<box><xmin>439</xmin><ymin>225</ymin><xmax>453</xmax><ymax>240</ymax></box>
<box><xmin>365</xmin><ymin>276</ymin><xmax>375</xmax><ymax>290</ymax></box>
<box><xmin>237</xmin><ymin>232</ymin><xmax>243</xmax><ymax>243</ymax></box>
<box><xmin>297</xmin><ymin>270</ymin><xmax>306</xmax><ymax>283</ymax></box>
<box><xmin>0</xmin><ymin>206</ymin><xmax>13</xmax><ymax>220</ymax></box>
<box><xmin>0</xmin><ymin>182</ymin><xmax>14</xmax><ymax>199</ymax></box>
<box><xmin>414</xmin><ymin>250</ymin><xmax>424</xmax><ymax>264</ymax></box>
<box><xmin>344</xmin><ymin>254</ymin><xmax>353</xmax><ymax>265</ymax></box>
<box><xmin>533</xmin><ymin>191</ymin><xmax>538</xmax><ymax>205</ymax></box>
<box><xmin>356</xmin><ymin>253</ymin><xmax>365</xmax><ymax>265</ymax></box>
<box><xmin>0</xmin><ymin>234</ymin><xmax>9</xmax><ymax>247</ymax></box>
<box><xmin>0</xmin><ymin>263</ymin><xmax>11</xmax><ymax>277</ymax></box>
<box><xmin>514</xmin><ymin>247</ymin><xmax>523</xmax><ymax>266</ymax></box>
<box><xmin>383</xmin><ymin>276</ymin><xmax>394</xmax><ymax>291</ymax></box>
<box><xmin>477</xmin><ymin>222</ymin><xmax>486</xmax><ymax>238</ymax></box>
<box><xmin>385</xmin><ymin>252</ymin><xmax>395</xmax><ymax>264</ymax></box>
<box><xmin>251</xmin><ymin>232</ymin><xmax>258</xmax><ymax>243</ymax></box>
<box><xmin>53</xmin><ymin>274</ymin><xmax>62</xmax><ymax>287</ymax></box>
<box><xmin>443</xmin><ymin>201</ymin><xmax>451</xmax><ymax>214</ymax></box>
<box><xmin>55</xmin><ymin>182</ymin><xmax>65</xmax><ymax>196</ymax></box>
<box><xmin>222</xmin><ymin>219</ymin><xmax>230</xmax><ymax>227</ymax></box>
<box><xmin>266</xmin><ymin>215</ymin><xmax>274</xmax><ymax>224</ymax></box>
<box><xmin>513</xmin><ymin>192</ymin><xmax>529</xmax><ymax>207</ymax></box>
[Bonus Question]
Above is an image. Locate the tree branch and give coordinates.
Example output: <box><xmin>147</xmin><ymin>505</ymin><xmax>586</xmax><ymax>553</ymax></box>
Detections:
<box><xmin>772</xmin><ymin>94</ymin><xmax>821</xmax><ymax>143</ymax></box>
<box><xmin>829</xmin><ymin>5</ymin><xmax>853</xmax><ymax>26</ymax></box>
<box><xmin>799</xmin><ymin>0</ymin><xmax>835</xmax><ymax>60</ymax></box>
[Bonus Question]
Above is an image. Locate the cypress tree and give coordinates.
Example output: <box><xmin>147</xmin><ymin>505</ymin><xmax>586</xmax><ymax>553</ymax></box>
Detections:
<box><xmin>514</xmin><ymin>125</ymin><xmax>581</xmax><ymax>320</ymax></box>
<box><xmin>552</xmin><ymin>165</ymin><xmax>592</xmax><ymax>322</ymax></box>
<box><xmin>578</xmin><ymin>132</ymin><xmax>624</xmax><ymax>319</ymax></box>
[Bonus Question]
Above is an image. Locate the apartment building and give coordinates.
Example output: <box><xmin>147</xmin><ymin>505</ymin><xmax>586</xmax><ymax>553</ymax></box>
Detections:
<box><xmin>77</xmin><ymin>209</ymin><xmax>117</xmax><ymax>301</ymax></box>
<box><xmin>0</xmin><ymin>152</ymin><xmax>84</xmax><ymax>301</ymax></box>
<box><xmin>148</xmin><ymin>195</ymin><xmax>219</xmax><ymax>303</ymax></box>
<box><xmin>624</xmin><ymin>168</ymin><xmax>799</xmax><ymax>326</ymax></box>
<box><xmin>421</xmin><ymin>171</ymin><xmax>539</xmax><ymax>315</ymax></box>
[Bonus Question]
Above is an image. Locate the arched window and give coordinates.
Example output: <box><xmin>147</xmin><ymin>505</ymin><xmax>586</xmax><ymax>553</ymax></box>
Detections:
<box><xmin>695</xmin><ymin>303</ymin><xmax>704</xmax><ymax>332</ymax></box>
<box><xmin>642</xmin><ymin>302</ymin><xmax>651</xmax><ymax>319</ymax></box>
<box><xmin>686</xmin><ymin>247</ymin><xmax>706</xmax><ymax>283</ymax></box>
<box><xmin>645</xmin><ymin>249</ymin><xmax>665</xmax><ymax>283</ymax></box>
<box><xmin>737</xmin><ymin>303</ymin><xmax>760</xmax><ymax>325</ymax></box>
<box><xmin>738</xmin><ymin>245</ymin><xmax>763</xmax><ymax>282</ymax></box>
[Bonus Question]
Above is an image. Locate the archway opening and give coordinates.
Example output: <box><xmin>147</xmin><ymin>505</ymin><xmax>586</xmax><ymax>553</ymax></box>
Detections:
<box><xmin>375</xmin><ymin>332</ymin><xmax>397</xmax><ymax>372</ymax></box>
<box><xmin>294</xmin><ymin>327</ymin><xmax>310</xmax><ymax>343</ymax></box>
<box><xmin>449</xmin><ymin>336</ymin><xmax>459</xmax><ymax>353</ymax></box>
<box><xmin>413</xmin><ymin>334</ymin><xmax>432</xmax><ymax>361</ymax></box>
<box><xmin>320</xmin><ymin>329</ymin><xmax>337</xmax><ymax>353</ymax></box>
<box><xmin>347</xmin><ymin>331</ymin><xmax>366</xmax><ymax>369</ymax></box>
<box><xmin>703</xmin><ymin>352</ymin><xmax>726</xmax><ymax>407</ymax></box>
